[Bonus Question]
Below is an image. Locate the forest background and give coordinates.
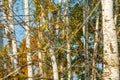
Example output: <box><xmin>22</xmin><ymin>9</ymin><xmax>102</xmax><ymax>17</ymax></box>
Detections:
<box><xmin>0</xmin><ymin>0</ymin><xmax>120</xmax><ymax>80</ymax></box>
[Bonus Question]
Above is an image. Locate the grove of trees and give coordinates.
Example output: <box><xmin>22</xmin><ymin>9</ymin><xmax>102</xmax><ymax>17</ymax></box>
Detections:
<box><xmin>0</xmin><ymin>0</ymin><xmax>120</xmax><ymax>80</ymax></box>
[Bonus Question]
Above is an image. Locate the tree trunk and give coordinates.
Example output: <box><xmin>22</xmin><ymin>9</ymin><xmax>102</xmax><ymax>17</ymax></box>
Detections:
<box><xmin>2</xmin><ymin>1</ymin><xmax>11</xmax><ymax>48</ymax></box>
<box><xmin>66</xmin><ymin>43</ymin><xmax>72</xmax><ymax>80</ymax></box>
<box><xmin>2</xmin><ymin>1</ymin><xmax>11</xmax><ymax>78</ymax></box>
<box><xmin>38</xmin><ymin>29</ymin><xmax>44</xmax><ymax>79</ymax></box>
<box><xmin>92</xmin><ymin>15</ymin><xmax>99</xmax><ymax>80</ymax></box>
<box><xmin>49</xmin><ymin>49</ymin><xmax>59</xmax><ymax>80</ymax></box>
<box><xmin>49</xmin><ymin>1</ymin><xmax>59</xmax><ymax>80</ymax></box>
<box><xmin>101</xmin><ymin>0</ymin><xmax>119</xmax><ymax>80</ymax></box>
<box><xmin>37</xmin><ymin>10</ymin><xmax>45</xmax><ymax>79</ymax></box>
<box><xmin>57</xmin><ymin>1</ymin><xmax>64</xmax><ymax>80</ymax></box>
<box><xmin>0</xmin><ymin>28</ymin><xmax>3</xmax><ymax>49</ymax></box>
<box><xmin>24</xmin><ymin>0</ymin><xmax>33</xmax><ymax>80</ymax></box>
<box><xmin>8</xmin><ymin>0</ymin><xmax>18</xmax><ymax>70</ymax></box>
<box><xmin>83</xmin><ymin>0</ymin><xmax>89</xmax><ymax>80</ymax></box>
<box><xmin>63</xmin><ymin>0</ymin><xmax>72</xmax><ymax>79</ymax></box>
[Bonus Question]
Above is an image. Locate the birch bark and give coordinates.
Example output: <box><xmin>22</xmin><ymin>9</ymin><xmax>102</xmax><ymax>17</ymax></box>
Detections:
<box><xmin>49</xmin><ymin>49</ymin><xmax>59</xmax><ymax>80</ymax></box>
<box><xmin>37</xmin><ymin>7</ymin><xmax>45</xmax><ymax>79</ymax></box>
<box><xmin>57</xmin><ymin>1</ymin><xmax>64</xmax><ymax>80</ymax></box>
<box><xmin>24</xmin><ymin>0</ymin><xmax>33</xmax><ymax>80</ymax></box>
<box><xmin>63</xmin><ymin>0</ymin><xmax>72</xmax><ymax>79</ymax></box>
<box><xmin>49</xmin><ymin>1</ymin><xmax>59</xmax><ymax>80</ymax></box>
<box><xmin>101</xmin><ymin>0</ymin><xmax>119</xmax><ymax>80</ymax></box>
<box><xmin>8</xmin><ymin>0</ymin><xmax>18</xmax><ymax>70</ymax></box>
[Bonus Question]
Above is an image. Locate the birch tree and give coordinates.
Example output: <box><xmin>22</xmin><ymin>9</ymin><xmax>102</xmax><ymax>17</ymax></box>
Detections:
<box><xmin>92</xmin><ymin>14</ymin><xmax>99</xmax><ymax>80</ymax></box>
<box><xmin>1</xmin><ymin>0</ymin><xmax>11</xmax><ymax>49</ymax></box>
<box><xmin>0</xmin><ymin>28</ymin><xmax>3</xmax><ymax>49</ymax></box>
<box><xmin>1</xmin><ymin>0</ymin><xmax>7</xmax><ymax>77</ymax></box>
<box><xmin>24</xmin><ymin>0</ymin><xmax>33</xmax><ymax>79</ymax></box>
<box><xmin>101</xmin><ymin>0</ymin><xmax>119</xmax><ymax>80</ymax></box>
<box><xmin>8</xmin><ymin>0</ymin><xmax>18</xmax><ymax>70</ymax></box>
<box><xmin>49</xmin><ymin>1</ymin><xmax>59</xmax><ymax>80</ymax></box>
<box><xmin>63</xmin><ymin>0</ymin><xmax>72</xmax><ymax>79</ymax></box>
<box><xmin>83</xmin><ymin>0</ymin><xmax>89</xmax><ymax>80</ymax></box>
<box><xmin>38</xmin><ymin>4</ymin><xmax>44</xmax><ymax>79</ymax></box>
<box><xmin>57</xmin><ymin>1</ymin><xmax>65</xmax><ymax>80</ymax></box>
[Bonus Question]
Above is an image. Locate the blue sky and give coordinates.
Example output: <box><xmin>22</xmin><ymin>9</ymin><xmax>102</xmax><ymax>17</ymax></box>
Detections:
<box><xmin>4</xmin><ymin>0</ymin><xmax>35</xmax><ymax>46</ymax></box>
<box><xmin>9</xmin><ymin>0</ymin><xmax>58</xmax><ymax>46</ymax></box>
<box><xmin>3</xmin><ymin>0</ymin><xmax>25</xmax><ymax>46</ymax></box>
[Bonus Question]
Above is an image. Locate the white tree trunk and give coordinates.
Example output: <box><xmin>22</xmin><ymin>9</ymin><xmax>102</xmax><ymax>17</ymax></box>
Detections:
<box><xmin>101</xmin><ymin>0</ymin><xmax>119</xmax><ymax>80</ymax></box>
<box><xmin>2</xmin><ymin>1</ymin><xmax>10</xmax><ymax>77</ymax></box>
<box><xmin>38</xmin><ymin>26</ymin><xmax>44</xmax><ymax>79</ymax></box>
<box><xmin>2</xmin><ymin>1</ymin><xmax>11</xmax><ymax>47</ymax></box>
<box><xmin>49</xmin><ymin>1</ymin><xmax>59</xmax><ymax>80</ymax></box>
<box><xmin>38</xmin><ymin>51</ymin><xmax>43</xmax><ymax>78</ymax></box>
<box><xmin>63</xmin><ymin>0</ymin><xmax>72</xmax><ymax>79</ymax></box>
<box><xmin>8</xmin><ymin>0</ymin><xmax>18</xmax><ymax>69</ymax></box>
<box><xmin>24</xmin><ymin>0</ymin><xmax>33</xmax><ymax>80</ymax></box>
<box><xmin>67</xmin><ymin>43</ymin><xmax>72</xmax><ymax>80</ymax></box>
<box><xmin>37</xmin><ymin>11</ymin><xmax>44</xmax><ymax>79</ymax></box>
<box><xmin>57</xmin><ymin>1</ymin><xmax>64</xmax><ymax>80</ymax></box>
<box><xmin>49</xmin><ymin>49</ymin><xmax>59</xmax><ymax>80</ymax></box>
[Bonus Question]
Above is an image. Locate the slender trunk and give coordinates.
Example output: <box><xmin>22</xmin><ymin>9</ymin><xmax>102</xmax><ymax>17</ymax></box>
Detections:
<box><xmin>2</xmin><ymin>3</ymin><xmax>11</xmax><ymax>48</ymax></box>
<box><xmin>58</xmin><ymin>1</ymin><xmax>64</xmax><ymax>80</ymax></box>
<box><xmin>34</xmin><ymin>0</ymin><xmax>44</xmax><ymax>78</ymax></box>
<box><xmin>49</xmin><ymin>1</ymin><xmax>59</xmax><ymax>80</ymax></box>
<box><xmin>64</xmin><ymin>0</ymin><xmax>72</xmax><ymax>79</ymax></box>
<box><xmin>38</xmin><ymin>51</ymin><xmax>43</xmax><ymax>77</ymax></box>
<box><xmin>0</xmin><ymin>28</ymin><xmax>3</xmax><ymax>49</ymax></box>
<box><xmin>38</xmin><ymin>28</ymin><xmax>44</xmax><ymax>79</ymax></box>
<box><xmin>2</xmin><ymin>1</ymin><xmax>10</xmax><ymax>78</ymax></box>
<box><xmin>38</xmin><ymin>51</ymin><xmax>43</xmax><ymax>78</ymax></box>
<box><xmin>67</xmin><ymin>43</ymin><xmax>72</xmax><ymax>80</ymax></box>
<box><xmin>8</xmin><ymin>0</ymin><xmax>18</xmax><ymax>70</ymax></box>
<box><xmin>101</xmin><ymin>0</ymin><xmax>119</xmax><ymax>80</ymax></box>
<box><xmin>37</xmin><ymin>11</ymin><xmax>45</xmax><ymax>79</ymax></box>
<box><xmin>24</xmin><ymin>0</ymin><xmax>33</xmax><ymax>80</ymax></box>
<box><xmin>92</xmin><ymin>15</ymin><xmax>99</xmax><ymax>80</ymax></box>
<box><xmin>49</xmin><ymin>49</ymin><xmax>59</xmax><ymax>80</ymax></box>
<box><xmin>83</xmin><ymin>0</ymin><xmax>89</xmax><ymax>80</ymax></box>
